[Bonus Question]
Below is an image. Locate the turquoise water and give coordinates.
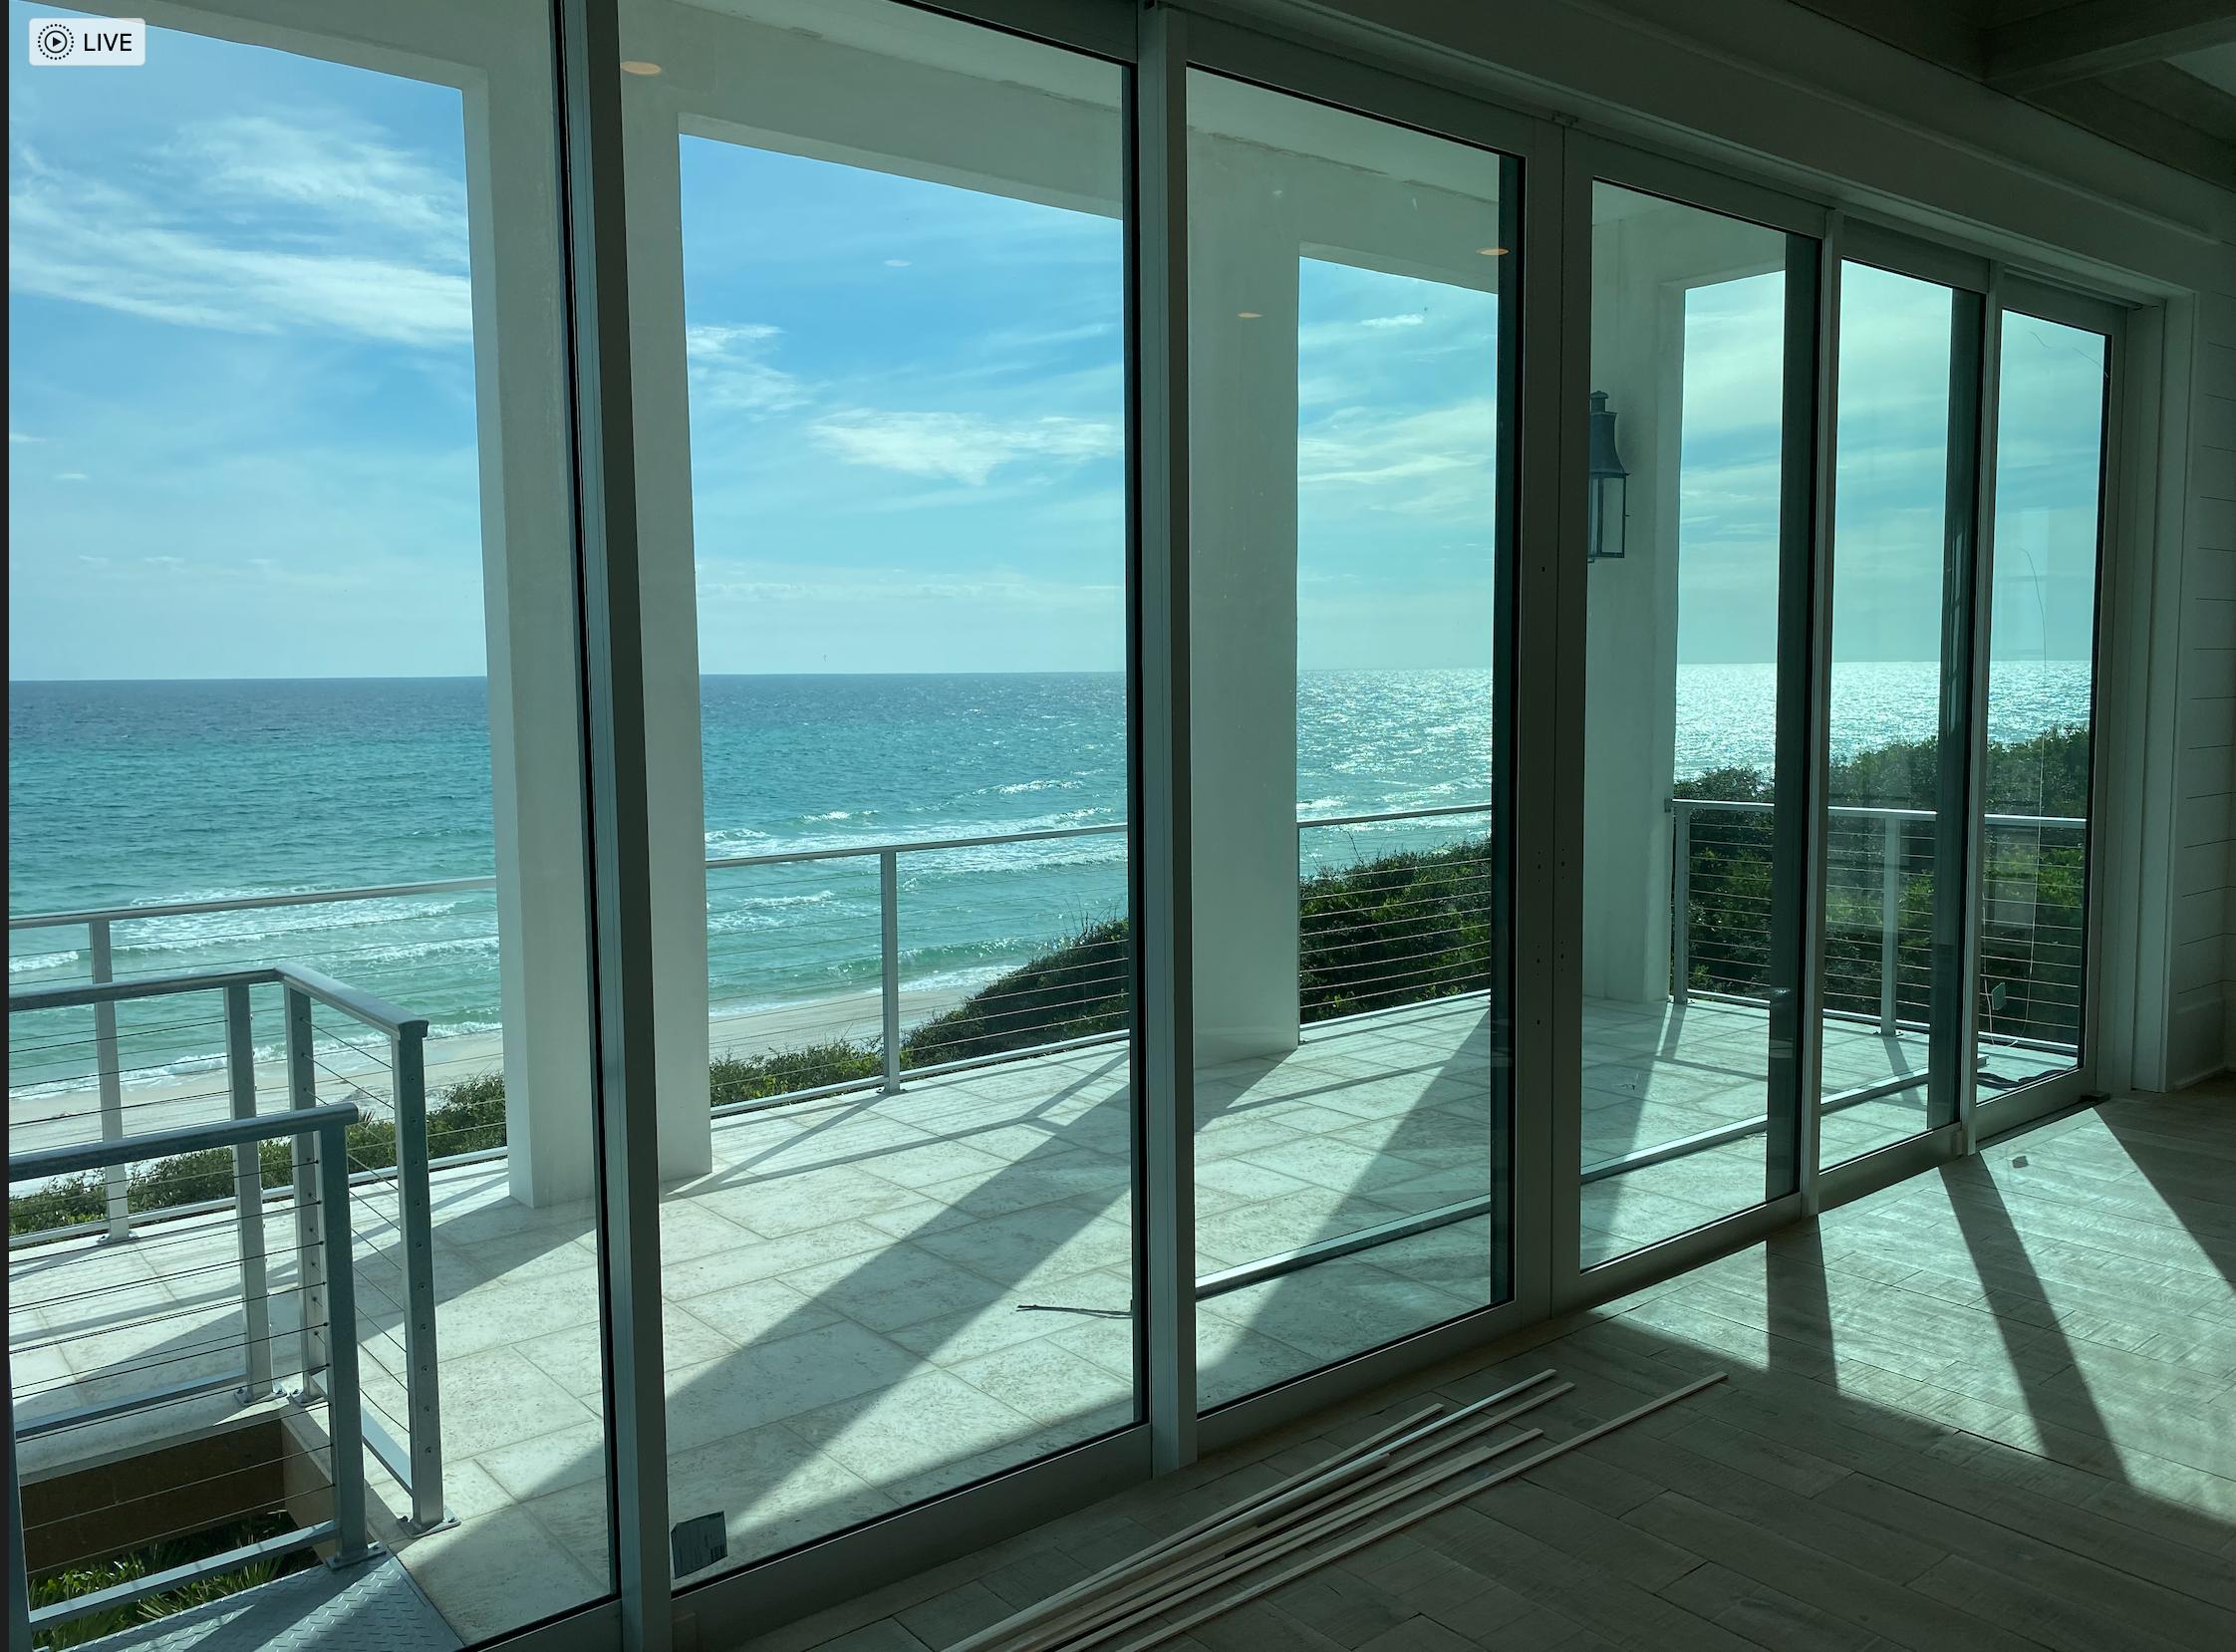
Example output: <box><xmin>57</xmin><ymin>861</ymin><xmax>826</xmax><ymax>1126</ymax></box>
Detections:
<box><xmin>6</xmin><ymin>664</ymin><xmax>2087</xmax><ymax>1089</ymax></box>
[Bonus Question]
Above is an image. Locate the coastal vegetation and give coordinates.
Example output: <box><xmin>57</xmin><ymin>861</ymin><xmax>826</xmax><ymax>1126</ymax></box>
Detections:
<box><xmin>1678</xmin><ymin>725</ymin><xmax>2090</xmax><ymax>1042</ymax></box>
<box><xmin>27</xmin><ymin>1512</ymin><xmax>309</xmax><ymax>1648</ymax></box>
<box><xmin>8</xmin><ymin>731</ymin><xmax>2080</xmax><ymax>1237</ymax></box>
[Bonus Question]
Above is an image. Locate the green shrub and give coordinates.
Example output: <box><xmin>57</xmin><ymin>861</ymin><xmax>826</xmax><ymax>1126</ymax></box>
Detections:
<box><xmin>10</xmin><ymin>1071</ymin><xmax>516</xmax><ymax>1238</ymax></box>
<box><xmin>1676</xmin><ymin>726</ymin><xmax>2093</xmax><ymax>1029</ymax></box>
<box><xmin>903</xmin><ymin>917</ymin><xmax>1133</xmax><ymax>1067</ymax></box>
<box><xmin>709</xmin><ymin>1040</ymin><xmax>882</xmax><ymax>1105</ymax></box>
<box><xmin>28</xmin><ymin>1511</ymin><xmax>305</xmax><ymax>1647</ymax></box>
<box><xmin>1298</xmin><ymin>839</ymin><xmax>1490</xmax><ymax>1021</ymax></box>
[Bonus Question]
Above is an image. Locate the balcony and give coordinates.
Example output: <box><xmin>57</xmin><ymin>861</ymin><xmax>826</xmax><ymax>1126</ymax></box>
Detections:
<box><xmin>6</xmin><ymin>802</ymin><xmax>2079</xmax><ymax>1642</ymax></box>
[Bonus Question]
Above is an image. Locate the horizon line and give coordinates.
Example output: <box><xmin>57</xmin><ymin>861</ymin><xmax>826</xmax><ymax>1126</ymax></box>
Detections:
<box><xmin>5</xmin><ymin>657</ymin><xmax>2095</xmax><ymax>688</ymax></box>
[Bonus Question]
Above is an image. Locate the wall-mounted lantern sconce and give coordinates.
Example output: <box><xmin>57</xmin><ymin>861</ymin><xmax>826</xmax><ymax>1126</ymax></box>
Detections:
<box><xmin>1587</xmin><ymin>389</ymin><xmax>1629</xmax><ymax>562</ymax></box>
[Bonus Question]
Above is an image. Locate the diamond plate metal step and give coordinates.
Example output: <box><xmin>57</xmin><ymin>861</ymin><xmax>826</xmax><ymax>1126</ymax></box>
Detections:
<box><xmin>75</xmin><ymin>1554</ymin><xmax>461</xmax><ymax>1652</ymax></box>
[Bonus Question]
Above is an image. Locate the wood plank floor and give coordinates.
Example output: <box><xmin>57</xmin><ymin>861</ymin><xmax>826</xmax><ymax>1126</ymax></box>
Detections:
<box><xmin>736</xmin><ymin>1082</ymin><xmax>2236</xmax><ymax>1652</ymax></box>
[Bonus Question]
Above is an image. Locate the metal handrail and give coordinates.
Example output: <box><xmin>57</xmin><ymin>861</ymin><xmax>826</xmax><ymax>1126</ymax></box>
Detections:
<box><xmin>6</xmin><ymin>1101</ymin><xmax>371</xmax><ymax>1638</ymax></box>
<box><xmin>8</xmin><ymin>802</ymin><xmax>1490</xmax><ymax>1105</ymax></box>
<box><xmin>6</xmin><ymin>801</ymin><xmax>1488</xmax><ymax>938</ymax></box>
<box><xmin>10</xmin><ymin>962</ymin><xmax>427</xmax><ymax>1035</ymax></box>
<box><xmin>6</xmin><ymin>964</ymin><xmax>446</xmax><ymax>1533</ymax></box>
<box><xmin>1668</xmin><ymin>796</ymin><xmax>2086</xmax><ymax>1035</ymax></box>
<box><xmin>1296</xmin><ymin>801</ymin><xmax>1491</xmax><ymax>832</ymax></box>
<box><xmin>1667</xmin><ymin>796</ymin><xmax>2085</xmax><ymax>830</ymax></box>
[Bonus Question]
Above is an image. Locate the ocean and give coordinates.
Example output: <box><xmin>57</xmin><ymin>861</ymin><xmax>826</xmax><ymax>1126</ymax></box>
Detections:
<box><xmin>6</xmin><ymin>663</ymin><xmax>2089</xmax><ymax>1092</ymax></box>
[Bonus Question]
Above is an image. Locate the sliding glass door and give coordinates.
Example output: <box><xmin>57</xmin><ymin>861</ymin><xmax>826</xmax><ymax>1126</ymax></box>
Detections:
<box><xmin>6</xmin><ymin>3</ymin><xmax>615</xmax><ymax>1643</ymax></box>
<box><xmin>1575</xmin><ymin>175</ymin><xmax>1814</xmax><ymax>1267</ymax></box>
<box><xmin>1975</xmin><ymin>303</ymin><xmax>2111</xmax><ymax>1104</ymax></box>
<box><xmin>618</xmin><ymin>0</ymin><xmax>1138</xmax><ymax>1583</ymax></box>
<box><xmin>1817</xmin><ymin>259</ymin><xmax>1982</xmax><ymax>1169</ymax></box>
<box><xmin>1184</xmin><ymin>73</ymin><xmax>1518</xmax><ymax>1408</ymax></box>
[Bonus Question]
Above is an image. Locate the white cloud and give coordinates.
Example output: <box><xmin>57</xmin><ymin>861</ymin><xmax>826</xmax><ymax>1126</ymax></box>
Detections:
<box><xmin>9</xmin><ymin>431</ymin><xmax>42</xmax><ymax>444</ymax></box>
<box><xmin>811</xmin><ymin>410</ymin><xmax>1120</xmax><ymax>485</ymax></box>
<box><xmin>1358</xmin><ymin>313</ymin><xmax>1426</xmax><ymax>330</ymax></box>
<box><xmin>1297</xmin><ymin>399</ymin><xmax>1497</xmax><ymax>517</ymax></box>
<box><xmin>685</xmin><ymin>322</ymin><xmax>807</xmax><ymax>413</ymax></box>
<box><xmin>697</xmin><ymin>565</ymin><xmax>1117</xmax><ymax>609</ymax></box>
<box><xmin>180</xmin><ymin>116</ymin><xmax>466</xmax><ymax>248</ymax></box>
<box><xmin>8</xmin><ymin>119</ymin><xmax>471</xmax><ymax>347</ymax></box>
<box><xmin>52</xmin><ymin>470</ymin><xmax>89</xmax><ymax>481</ymax></box>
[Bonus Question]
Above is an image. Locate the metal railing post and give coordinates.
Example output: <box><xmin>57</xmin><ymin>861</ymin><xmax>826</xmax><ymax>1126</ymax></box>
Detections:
<box><xmin>391</xmin><ymin>1025</ymin><xmax>445</xmax><ymax>1529</ymax></box>
<box><xmin>1670</xmin><ymin>802</ymin><xmax>1692</xmax><ymax>1004</ymax></box>
<box><xmin>226</xmin><ymin>982</ymin><xmax>273</xmax><ymax>1399</ymax></box>
<box><xmin>316</xmin><ymin>1113</ymin><xmax>371</xmax><ymax>1568</ymax></box>
<box><xmin>1880</xmin><ymin>814</ymin><xmax>1902</xmax><ymax>1035</ymax></box>
<box><xmin>89</xmin><ymin>918</ymin><xmax>129</xmax><ymax>1241</ymax></box>
<box><xmin>880</xmin><ymin>849</ymin><xmax>902</xmax><ymax>1094</ymax></box>
<box><xmin>285</xmin><ymin>987</ymin><xmax>328</xmax><ymax>1390</ymax></box>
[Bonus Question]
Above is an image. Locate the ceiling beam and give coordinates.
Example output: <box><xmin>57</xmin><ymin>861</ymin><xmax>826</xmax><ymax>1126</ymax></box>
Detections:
<box><xmin>2029</xmin><ymin>73</ymin><xmax>2236</xmax><ymax>183</ymax></box>
<box><xmin>1985</xmin><ymin>0</ymin><xmax>2236</xmax><ymax>94</ymax></box>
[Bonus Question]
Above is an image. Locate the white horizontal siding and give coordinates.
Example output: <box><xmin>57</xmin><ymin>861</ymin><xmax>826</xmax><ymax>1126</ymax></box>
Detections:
<box><xmin>2173</xmin><ymin>285</ymin><xmax>2236</xmax><ymax>1081</ymax></box>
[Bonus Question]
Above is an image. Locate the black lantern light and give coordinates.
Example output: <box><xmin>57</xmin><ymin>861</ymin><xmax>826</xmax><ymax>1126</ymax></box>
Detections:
<box><xmin>1586</xmin><ymin>389</ymin><xmax>1630</xmax><ymax>562</ymax></box>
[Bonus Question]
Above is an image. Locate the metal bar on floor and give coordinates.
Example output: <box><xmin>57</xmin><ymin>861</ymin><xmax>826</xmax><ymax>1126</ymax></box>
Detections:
<box><xmin>1578</xmin><ymin>1070</ymin><xmax>1930</xmax><ymax>1187</ymax></box>
<box><xmin>1195</xmin><ymin>1197</ymin><xmax>1492</xmax><ymax>1301</ymax></box>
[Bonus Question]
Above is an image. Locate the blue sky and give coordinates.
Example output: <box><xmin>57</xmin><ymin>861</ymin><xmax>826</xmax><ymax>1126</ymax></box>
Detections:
<box><xmin>6</xmin><ymin>7</ymin><xmax>2102</xmax><ymax>681</ymax></box>
<box><xmin>677</xmin><ymin>137</ymin><xmax>1129</xmax><ymax>675</ymax></box>
<box><xmin>7</xmin><ymin>5</ymin><xmax>486</xmax><ymax>679</ymax></box>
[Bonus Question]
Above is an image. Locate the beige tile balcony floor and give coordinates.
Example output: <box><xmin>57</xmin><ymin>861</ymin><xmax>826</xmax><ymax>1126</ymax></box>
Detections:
<box><xmin>8</xmin><ymin>992</ymin><xmax>1934</xmax><ymax>1643</ymax></box>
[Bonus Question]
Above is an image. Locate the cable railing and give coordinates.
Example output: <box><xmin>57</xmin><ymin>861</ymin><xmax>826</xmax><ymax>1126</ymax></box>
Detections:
<box><xmin>1670</xmin><ymin>796</ymin><xmax>2088</xmax><ymax>1054</ymax></box>
<box><xmin>6</xmin><ymin>966</ymin><xmax>448</xmax><ymax>1540</ymax></box>
<box><xmin>7</xmin><ymin>1090</ymin><xmax>371</xmax><ymax>1640</ymax></box>
<box><xmin>10</xmin><ymin>804</ymin><xmax>1497</xmax><ymax>1138</ymax></box>
<box><xmin>1297</xmin><ymin>803</ymin><xmax>1494</xmax><ymax>1025</ymax></box>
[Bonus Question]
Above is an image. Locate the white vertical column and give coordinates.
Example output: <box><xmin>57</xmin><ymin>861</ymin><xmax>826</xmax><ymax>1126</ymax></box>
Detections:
<box><xmin>465</xmin><ymin>71</ymin><xmax>602</xmax><ymax>1207</ymax></box>
<box><xmin>1579</xmin><ymin>211</ymin><xmax>1683</xmax><ymax>1007</ymax></box>
<box><xmin>622</xmin><ymin>87</ymin><xmax>714</xmax><ymax>1184</ymax></box>
<box><xmin>1188</xmin><ymin>133</ymin><xmax>1303</xmax><ymax>1066</ymax></box>
<box><xmin>464</xmin><ymin>66</ymin><xmax>712</xmax><ymax>1207</ymax></box>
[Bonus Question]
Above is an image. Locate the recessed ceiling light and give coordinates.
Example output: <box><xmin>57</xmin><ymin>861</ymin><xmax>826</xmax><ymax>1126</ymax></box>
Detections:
<box><xmin>1477</xmin><ymin>245</ymin><xmax>1508</xmax><ymax>256</ymax></box>
<box><xmin>1237</xmin><ymin>310</ymin><xmax>1262</xmax><ymax>319</ymax></box>
<box><xmin>621</xmin><ymin>60</ymin><xmax>662</xmax><ymax>76</ymax></box>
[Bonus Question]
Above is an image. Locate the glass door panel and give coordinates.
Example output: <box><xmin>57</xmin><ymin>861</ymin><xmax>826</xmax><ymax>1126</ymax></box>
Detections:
<box><xmin>1979</xmin><ymin>313</ymin><xmax>2108</xmax><ymax>1091</ymax></box>
<box><xmin>1818</xmin><ymin>262</ymin><xmax>1974</xmax><ymax>1168</ymax></box>
<box><xmin>7</xmin><ymin>3</ymin><xmax>610</xmax><ymax>1639</ymax></box>
<box><xmin>1582</xmin><ymin>183</ymin><xmax>1800</xmax><ymax>1265</ymax></box>
<box><xmin>1186</xmin><ymin>73</ymin><xmax>1516</xmax><ymax>1408</ymax></box>
<box><xmin>622</xmin><ymin>0</ymin><xmax>1136</xmax><ymax>1581</ymax></box>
